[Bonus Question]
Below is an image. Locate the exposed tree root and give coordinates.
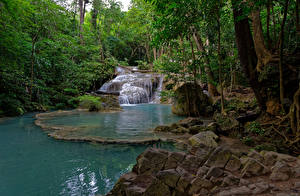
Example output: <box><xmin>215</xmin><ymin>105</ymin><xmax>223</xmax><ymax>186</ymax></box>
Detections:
<box><xmin>260</xmin><ymin>86</ymin><xmax>300</xmax><ymax>153</ymax></box>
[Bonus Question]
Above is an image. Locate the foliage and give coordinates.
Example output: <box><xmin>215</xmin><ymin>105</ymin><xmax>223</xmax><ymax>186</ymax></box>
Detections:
<box><xmin>247</xmin><ymin>122</ymin><xmax>265</xmax><ymax>136</ymax></box>
<box><xmin>77</xmin><ymin>95</ymin><xmax>103</xmax><ymax>111</ymax></box>
<box><xmin>136</xmin><ymin>60</ymin><xmax>150</xmax><ymax>70</ymax></box>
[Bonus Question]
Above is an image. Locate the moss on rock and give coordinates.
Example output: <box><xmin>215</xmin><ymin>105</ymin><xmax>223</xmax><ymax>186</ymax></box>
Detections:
<box><xmin>172</xmin><ymin>83</ymin><xmax>213</xmax><ymax>117</ymax></box>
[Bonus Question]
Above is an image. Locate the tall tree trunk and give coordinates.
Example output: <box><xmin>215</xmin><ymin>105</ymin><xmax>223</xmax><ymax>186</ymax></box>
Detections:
<box><xmin>296</xmin><ymin>0</ymin><xmax>300</xmax><ymax>36</ymax></box>
<box><xmin>251</xmin><ymin>9</ymin><xmax>272</xmax><ymax>71</ymax></box>
<box><xmin>153</xmin><ymin>48</ymin><xmax>157</xmax><ymax>61</ymax></box>
<box><xmin>189</xmin><ymin>36</ymin><xmax>197</xmax><ymax>84</ymax></box>
<box><xmin>29</xmin><ymin>36</ymin><xmax>38</xmax><ymax>101</ymax></box>
<box><xmin>272</xmin><ymin>5</ymin><xmax>277</xmax><ymax>48</ymax></box>
<box><xmin>279</xmin><ymin>0</ymin><xmax>290</xmax><ymax>106</ymax></box>
<box><xmin>267</xmin><ymin>0</ymin><xmax>272</xmax><ymax>50</ymax></box>
<box><xmin>192</xmin><ymin>31</ymin><xmax>218</xmax><ymax>96</ymax></box>
<box><xmin>232</xmin><ymin>0</ymin><xmax>266</xmax><ymax>110</ymax></box>
<box><xmin>217</xmin><ymin>15</ymin><xmax>225</xmax><ymax>115</ymax></box>
<box><xmin>79</xmin><ymin>0</ymin><xmax>84</xmax><ymax>43</ymax></box>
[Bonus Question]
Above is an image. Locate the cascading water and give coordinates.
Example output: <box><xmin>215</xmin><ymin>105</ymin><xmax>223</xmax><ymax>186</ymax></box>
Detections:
<box><xmin>97</xmin><ymin>67</ymin><xmax>163</xmax><ymax>104</ymax></box>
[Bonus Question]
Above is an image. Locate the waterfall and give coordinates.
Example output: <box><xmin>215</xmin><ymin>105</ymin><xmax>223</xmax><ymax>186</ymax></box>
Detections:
<box><xmin>97</xmin><ymin>67</ymin><xmax>163</xmax><ymax>104</ymax></box>
<box><xmin>150</xmin><ymin>75</ymin><xmax>164</xmax><ymax>104</ymax></box>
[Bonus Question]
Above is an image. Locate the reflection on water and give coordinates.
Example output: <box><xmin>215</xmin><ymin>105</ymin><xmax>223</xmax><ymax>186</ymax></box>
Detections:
<box><xmin>0</xmin><ymin>105</ymin><xmax>181</xmax><ymax>195</ymax></box>
<box><xmin>42</xmin><ymin>104</ymin><xmax>183</xmax><ymax>141</ymax></box>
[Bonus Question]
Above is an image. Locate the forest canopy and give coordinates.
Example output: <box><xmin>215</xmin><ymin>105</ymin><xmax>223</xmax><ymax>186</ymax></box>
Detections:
<box><xmin>0</xmin><ymin>0</ymin><xmax>299</xmax><ymax>132</ymax></box>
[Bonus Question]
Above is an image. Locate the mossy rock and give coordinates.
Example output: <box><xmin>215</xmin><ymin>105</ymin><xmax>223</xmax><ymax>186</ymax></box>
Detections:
<box><xmin>172</xmin><ymin>83</ymin><xmax>213</xmax><ymax>117</ymax></box>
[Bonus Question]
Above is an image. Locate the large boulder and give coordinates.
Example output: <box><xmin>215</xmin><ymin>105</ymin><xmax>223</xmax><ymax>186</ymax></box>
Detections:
<box><xmin>172</xmin><ymin>83</ymin><xmax>213</xmax><ymax>117</ymax></box>
<box><xmin>188</xmin><ymin>131</ymin><xmax>219</xmax><ymax>148</ymax></box>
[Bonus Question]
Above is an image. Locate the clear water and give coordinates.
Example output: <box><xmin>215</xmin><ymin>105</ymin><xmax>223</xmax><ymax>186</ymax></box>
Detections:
<box><xmin>0</xmin><ymin>104</ymin><xmax>181</xmax><ymax>196</ymax></box>
<box><xmin>43</xmin><ymin>104</ymin><xmax>183</xmax><ymax>141</ymax></box>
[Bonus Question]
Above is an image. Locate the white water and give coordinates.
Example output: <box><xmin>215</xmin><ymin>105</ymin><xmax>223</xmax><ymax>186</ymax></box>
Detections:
<box><xmin>98</xmin><ymin>67</ymin><xmax>163</xmax><ymax>104</ymax></box>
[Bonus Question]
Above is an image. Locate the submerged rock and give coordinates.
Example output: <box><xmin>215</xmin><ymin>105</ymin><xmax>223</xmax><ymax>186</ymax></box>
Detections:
<box><xmin>172</xmin><ymin>83</ymin><xmax>213</xmax><ymax>117</ymax></box>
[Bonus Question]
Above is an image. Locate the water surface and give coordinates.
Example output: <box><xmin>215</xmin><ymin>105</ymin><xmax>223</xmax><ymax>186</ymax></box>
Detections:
<box><xmin>42</xmin><ymin>104</ymin><xmax>183</xmax><ymax>141</ymax></box>
<box><xmin>0</xmin><ymin>104</ymin><xmax>181</xmax><ymax>196</ymax></box>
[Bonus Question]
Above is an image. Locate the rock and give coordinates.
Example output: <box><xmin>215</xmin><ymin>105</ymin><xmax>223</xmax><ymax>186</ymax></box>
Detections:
<box><xmin>248</xmin><ymin>150</ymin><xmax>264</xmax><ymax>162</ymax></box>
<box><xmin>178</xmin><ymin>117</ymin><xmax>203</xmax><ymax>128</ymax></box>
<box><xmin>292</xmin><ymin>167</ymin><xmax>300</xmax><ymax>178</ymax></box>
<box><xmin>164</xmin><ymin>152</ymin><xmax>185</xmax><ymax>170</ymax></box>
<box><xmin>188</xmin><ymin>122</ymin><xmax>218</xmax><ymax>135</ymax></box>
<box><xmin>156</xmin><ymin>169</ymin><xmax>180</xmax><ymax>188</ymax></box>
<box><xmin>170</xmin><ymin>123</ymin><xmax>180</xmax><ymax>130</ymax></box>
<box><xmin>241</xmin><ymin>158</ymin><xmax>269</xmax><ymax>177</ymax></box>
<box><xmin>251</xmin><ymin>182</ymin><xmax>270</xmax><ymax>194</ymax></box>
<box><xmin>213</xmin><ymin>113</ymin><xmax>239</xmax><ymax>133</ymax></box>
<box><xmin>293</xmin><ymin>181</ymin><xmax>300</xmax><ymax>189</ymax></box>
<box><xmin>262</xmin><ymin>151</ymin><xmax>278</xmax><ymax>166</ymax></box>
<box><xmin>144</xmin><ymin>179</ymin><xmax>171</xmax><ymax>196</ymax></box>
<box><xmin>222</xmin><ymin>174</ymin><xmax>240</xmax><ymax>186</ymax></box>
<box><xmin>170</xmin><ymin>126</ymin><xmax>189</xmax><ymax>134</ymax></box>
<box><xmin>225</xmin><ymin>155</ymin><xmax>241</xmax><ymax>172</ymax></box>
<box><xmin>206</xmin><ymin>167</ymin><xmax>224</xmax><ymax>178</ymax></box>
<box><xmin>172</xmin><ymin>83</ymin><xmax>213</xmax><ymax>117</ymax></box>
<box><xmin>175</xmin><ymin>167</ymin><xmax>195</xmax><ymax>193</ymax></box>
<box><xmin>239</xmin><ymin>178</ymin><xmax>250</xmax><ymax>186</ymax></box>
<box><xmin>269</xmin><ymin>161</ymin><xmax>291</xmax><ymax>181</ymax></box>
<box><xmin>197</xmin><ymin>166</ymin><xmax>210</xmax><ymax>177</ymax></box>
<box><xmin>154</xmin><ymin>125</ymin><xmax>171</xmax><ymax>132</ymax></box>
<box><xmin>205</xmin><ymin>147</ymin><xmax>232</xmax><ymax>168</ymax></box>
<box><xmin>188</xmin><ymin>131</ymin><xmax>219</xmax><ymax>148</ymax></box>
<box><xmin>134</xmin><ymin>148</ymin><xmax>168</xmax><ymax>175</ymax></box>
<box><xmin>218</xmin><ymin>186</ymin><xmax>252</xmax><ymax>196</ymax></box>
<box><xmin>188</xmin><ymin>177</ymin><xmax>213</xmax><ymax>195</ymax></box>
<box><xmin>179</xmin><ymin>155</ymin><xmax>204</xmax><ymax>173</ymax></box>
<box><xmin>188</xmin><ymin>125</ymin><xmax>205</xmax><ymax>134</ymax></box>
<box><xmin>125</xmin><ymin>185</ymin><xmax>146</xmax><ymax>196</ymax></box>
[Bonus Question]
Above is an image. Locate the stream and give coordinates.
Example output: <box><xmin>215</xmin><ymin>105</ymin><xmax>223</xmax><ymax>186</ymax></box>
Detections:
<box><xmin>0</xmin><ymin>67</ymin><xmax>183</xmax><ymax>195</ymax></box>
<box><xmin>0</xmin><ymin>104</ymin><xmax>182</xmax><ymax>196</ymax></box>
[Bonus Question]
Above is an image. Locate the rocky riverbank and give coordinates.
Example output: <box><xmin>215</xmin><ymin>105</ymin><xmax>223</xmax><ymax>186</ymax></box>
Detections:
<box><xmin>107</xmin><ymin>139</ymin><xmax>300</xmax><ymax>196</ymax></box>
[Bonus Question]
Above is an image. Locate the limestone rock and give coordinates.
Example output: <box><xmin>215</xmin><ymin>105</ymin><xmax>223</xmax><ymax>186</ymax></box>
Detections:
<box><xmin>205</xmin><ymin>147</ymin><xmax>232</xmax><ymax>168</ymax></box>
<box><xmin>218</xmin><ymin>186</ymin><xmax>252</xmax><ymax>196</ymax></box>
<box><xmin>164</xmin><ymin>152</ymin><xmax>185</xmax><ymax>170</ymax></box>
<box><xmin>144</xmin><ymin>179</ymin><xmax>171</xmax><ymax>196</ymax></box>
<box><xmin>222</xmin><ymin>174</ymin><xmax>240</xmax><ymax>186</ymax></box>
<box><xmin>241</xmin><ymin>158</ymin><xmax>269</xmax><ymax>177</ymax></box>
<box><xmin>189</xmin><ymin>177</ymin><xmax>213</xmax><ymax>195</ymax></box>
<box><xmin>206</xmin><ymin>167</ymin><xmax>224</xmax><ymax>178</ymax></box>
<box><xmin>251</xmin><ymin>182</ymin><xmax>270</xmax><ymax>194</ymax></box>
<box><xmin>175</xmin><ymin>167</ymin><xmax>195</xmax><ymax>193</ymax></box>
<box><xmin>188</xmin><ymin>131</ymin><xmax>219</xmax><ymax>148</ymax></box>
<box><xmin>134</xmin><ymin>148</ymin><xmax>168</xmax><ymax>175</ymax></box>
<box><xmin>213</xmin><ymin>113</ymin><xmax>239</xmax><ymax>133</ymax></box>
<box><xmin>172</xmin><ymin>83</ymin><xmax>213</xmax><ymax>117</ymax></box>
<box><xmin>170</xmin><ymin>126</ymin><xmax>189</xmax><ymax>134</ymax></box>
<box><xmin>270</xmin><ymin>161</ymin><xmax>291</xmax><ymax>181</ymax></box>
<box><xmin>178</xmin><ymin>117</ymin><xmax>203</xmax><ymax>128</ymax></box>
<box><xmin>154</xmin><ymin>125</ymin><xmax>171</xmax><ymax>132</ymax></box>
<box><xmin>156</xmin><ymin>169</ymin><xmax>180</xmax><ymax>188</ymax></box>
<box><xmin>197</xmin><ymin>166</ymin><xmax>210</xmax><ymax>177</ymax></box>
<box><xmin>225</xmin><ymin>155</ymin><xmax>241</xmax><ymax>172</ymax></box>
<box><xmin>179</xmin><ymin>154</ymin><xmax>203</xmax><ymax>173</ymax></box>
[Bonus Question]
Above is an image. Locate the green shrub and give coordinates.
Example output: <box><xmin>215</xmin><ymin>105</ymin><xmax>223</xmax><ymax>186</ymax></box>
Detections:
<box><xmin>247</xmin><ymin>121</ymin><xmax>265</xmax><ymax>135</ymax></box>
<box><xmin>136</xmin><ymin>60</ymin><xmax>150</xmax><ymax>70</ymax></box>
<box><xmin>63</xmin><ymin>88</ymin><xmax>80</xmax><ymax>96</ymax></box>
<box><xmin>77</xmin><ymin>95</ymin><xmax>103</xmax><ymax>112</ymax></box>
<box><xmin>241</xmin><ymin>136</ymin><xmax>253</xmax><ymax>146</ymax></box>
